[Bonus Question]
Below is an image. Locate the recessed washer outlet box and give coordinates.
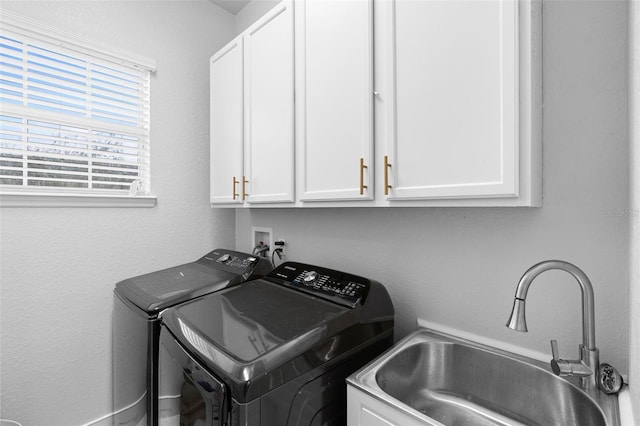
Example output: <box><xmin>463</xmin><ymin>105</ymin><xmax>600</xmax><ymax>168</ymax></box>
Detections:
<box><xmin>252</xmin><ymin>226</ymin><xmax>273</xmax><ymax>257</ymax></box>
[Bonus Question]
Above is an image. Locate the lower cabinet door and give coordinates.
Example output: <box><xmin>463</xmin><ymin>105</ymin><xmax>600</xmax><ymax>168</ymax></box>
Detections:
<box><xmin>347</xmin><ymin>386</ymin><xmax>428</xmax><ymax>426</ymax></box>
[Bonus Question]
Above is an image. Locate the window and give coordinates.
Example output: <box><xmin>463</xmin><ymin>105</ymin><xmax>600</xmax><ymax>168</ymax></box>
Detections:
<box><xmin>0</xmin><ymin>12</ymin><xmax>156</xmax><ymax>206</ymax></box>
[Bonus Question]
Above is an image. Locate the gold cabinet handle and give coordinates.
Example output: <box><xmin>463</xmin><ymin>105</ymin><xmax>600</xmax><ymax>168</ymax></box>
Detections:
<box><xmin>384</xmin><ymin>155</ymin><xmax>392</xmax><ymax>195</ymax></box>
<box><xmin>232</xmin><ymin>176</ymin><xmax>239</xmax><ymax>200</ymax></box>
<box><xmin>359</xmin><ymin>158</ymin><xmax>368</xmax><ymax>195</ymax></box>
<box><xmin>242</xmin><ymin>176</ymin><xmax>249</xmax><ymax>200</ymax></box>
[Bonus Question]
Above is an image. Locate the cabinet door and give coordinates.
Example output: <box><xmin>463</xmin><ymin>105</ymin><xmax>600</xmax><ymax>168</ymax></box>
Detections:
<box><xmin>381</xmin><ymin>0</ymin><xmax>519</xmax><ymax>200</ymax></box>
<box><xmin>296</xmin><ymin>0</ymin><xmax>374</xmax><ymax>201</ymax></box>
<box><xmin>243</xmin><ymin>1</ymin><xmax>295</xmax><ymax>204</ymax></box>
<box><xmin>347</xmin><ymin>386</ymin><xmax>426</xmax><ymax>426</ymax></box>
<box><xmin>210</xmin><ymin>37</ymin><xmax>244</xmax><ymax>205</ymax></box>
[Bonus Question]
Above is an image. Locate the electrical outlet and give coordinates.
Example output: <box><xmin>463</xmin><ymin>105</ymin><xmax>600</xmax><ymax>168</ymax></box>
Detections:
<box><xmin>274</xmin><ymin>239</ymin><xmax>286</xmax><ymax>257</ymax></box>
<box><xmin>252</xmin><ymin>226</ymin><xmax>273</xmax><ymax>258</ymax></box>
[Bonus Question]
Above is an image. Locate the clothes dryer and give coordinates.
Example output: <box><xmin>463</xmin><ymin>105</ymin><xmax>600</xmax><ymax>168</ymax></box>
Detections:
<box><xmin>113</xmin><ymin>248</ymin><xmax>272</xmax><ymax>426</ymax></box>
<box><xmin>159</xmin><ymin>261</ymin><xmax>394</xmax><ymax>426</ymax></box>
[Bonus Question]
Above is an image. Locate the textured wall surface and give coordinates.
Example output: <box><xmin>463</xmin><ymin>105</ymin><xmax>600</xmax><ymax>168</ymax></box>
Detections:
<box><xmin>629</xmin><ymin>0</ymin><xmax>640</xmax><ymax>419</ymax></box>
<box><xmin>236</xmin><ymin>0</ymin><xmax>630</xmax><ymax>377</ymax></box>
<box><xmin>0</xmin><ymin>1</ymin><xmax>235</xmax><ymax>425</ymax></box>
<box><xmin>234</xmin><ymin>0</ymin><xmax>280</xmax><ymax>34</ymax></box>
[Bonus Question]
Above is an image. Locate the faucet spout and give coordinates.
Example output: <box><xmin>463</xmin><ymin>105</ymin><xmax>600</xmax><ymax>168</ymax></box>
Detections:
<box><xmin>506</xmin><ymin>260</ymin><xmax>596</xmax><ymax>350</ymax></box>
<box><xmin>506</xmin><ymin>298</ymin><xmax>528</xmax><ymax>332</ymax></box>
<box><xmin>505</xmin><ymin>260</ymin><xmax>599</xmax><ymax>390</ymax></box>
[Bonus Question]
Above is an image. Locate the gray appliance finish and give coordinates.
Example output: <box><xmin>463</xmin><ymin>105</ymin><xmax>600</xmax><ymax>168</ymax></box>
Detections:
<box><xmin>113</xmin><ymin>248</ymin><xmax>272</xmax><ymax>426</ymax></box>
<box><xmin>159</xmin><ymin>261</ymin><xmax>395</xmax><ymax>426</ymax></box>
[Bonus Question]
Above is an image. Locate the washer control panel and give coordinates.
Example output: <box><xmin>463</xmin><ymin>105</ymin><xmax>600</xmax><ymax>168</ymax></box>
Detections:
<box><xmin>196</xmin><ymin>249</ymin><xmax>263</xmax><ymax>273</ymax></box>
<box><xmin>215</xmin><ymin>252</ymin><xmax>259</xmax><ymax>269</ymax></box>
<box><xmin>268</xmin><ymin>262</ymin><xmax>370</xmax><ymax>308</ymax></box>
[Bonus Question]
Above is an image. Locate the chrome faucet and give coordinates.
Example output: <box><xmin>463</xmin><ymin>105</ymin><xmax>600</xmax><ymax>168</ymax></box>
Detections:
<box><xmin>506</xmin><ymin>260</ymin><xmax>599</xmax><ymax>390</ymax></box>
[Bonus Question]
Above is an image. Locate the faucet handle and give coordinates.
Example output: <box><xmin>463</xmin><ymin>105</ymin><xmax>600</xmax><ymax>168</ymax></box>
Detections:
<box><xmin>550</xmin><ymin>340</ymin><xmax>560</xmax><ymax>360</ymax></box>
<box><xmin>549</xmin><ymin>340</ymin><xmax>592</xmax><ymax>378</ymax></box>
<box><xmin>550</xmin><ymin>340</ymin><xmax>571</xmax><ymax>376</ymax></box>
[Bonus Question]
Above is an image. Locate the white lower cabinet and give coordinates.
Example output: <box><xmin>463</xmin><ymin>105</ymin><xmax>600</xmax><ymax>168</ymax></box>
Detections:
<box><xmin>347</xmin><ymin>386</ymin><xmax>427</xmax><ymax>426</ymax></box>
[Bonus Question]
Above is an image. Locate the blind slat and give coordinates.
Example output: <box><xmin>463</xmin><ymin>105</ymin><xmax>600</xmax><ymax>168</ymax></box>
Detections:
<box><xmin>0</xmin><ymin>132</ymin><xmax>151</xmax><ymax>154</ymax></box>
<box><xmin>1</xmin><ymin>78</ymin><xmax>148</xmax><ymax>126</ymax></box>
<box><xmin>1</xmin><ymin>103</ymin><xmax>150</xmax><ymax>136</ymax></box>
<box><xmin>1</xmin><ymin>148</ymin><xmax>149</xmax><ymax>169</ymax></box>
<box><xmin>0</xmin><ymin>125</ymin><xmax>148</xmax><ymax>150</ymax></box>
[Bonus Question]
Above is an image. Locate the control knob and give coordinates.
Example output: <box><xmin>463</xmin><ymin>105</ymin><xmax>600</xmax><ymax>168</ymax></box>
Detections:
<box><xmin>303</xmin><ymin>271</ymin><xmax>319</xmax><ymax>284</ymax></box>
<box><xmin>218</xmin><ymin>254</ymin><xmax>231</xmax><ymax>263</ymax></box>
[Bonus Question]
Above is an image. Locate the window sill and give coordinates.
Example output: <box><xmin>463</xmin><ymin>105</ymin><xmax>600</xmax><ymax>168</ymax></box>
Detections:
<box><xmin>0</xmin><ymin>192</ymin><xmax>157</xmax><ymax>208</ymax></box>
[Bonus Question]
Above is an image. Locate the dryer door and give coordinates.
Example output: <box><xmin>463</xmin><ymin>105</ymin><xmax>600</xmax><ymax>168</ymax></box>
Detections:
<box><xmin>160</xmin><ymin>327</ymin><xmax>228</xmax><ymax>426</ymax></box>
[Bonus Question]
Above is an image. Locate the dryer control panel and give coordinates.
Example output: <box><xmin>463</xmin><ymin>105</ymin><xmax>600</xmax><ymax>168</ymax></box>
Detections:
<box><xmin>267</xmin><ymin>262</ymin><xmax>370</xmax><ymax>308</ymax></box>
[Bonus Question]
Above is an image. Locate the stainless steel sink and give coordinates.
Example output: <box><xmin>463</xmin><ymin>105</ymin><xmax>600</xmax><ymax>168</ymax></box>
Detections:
<box><xmin>348</xmin><ymin>328</ymin><xmax>620</xmax><ymax>426</ymax></box>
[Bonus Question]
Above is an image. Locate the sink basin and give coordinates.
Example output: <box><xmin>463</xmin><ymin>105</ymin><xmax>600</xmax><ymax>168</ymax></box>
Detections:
<box><xmin>348</xmin><ymin>328</ymin><xmax>620</xmax><ymax>426</ymax></box>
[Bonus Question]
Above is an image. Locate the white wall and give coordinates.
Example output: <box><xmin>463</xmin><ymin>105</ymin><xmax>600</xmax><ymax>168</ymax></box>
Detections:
<box><xmin>234</xmin><ymin>0</ymin><xmax>281</xmax><ymax>34</ymax></box>
<box><xmin>629</xmin><ymin>0</ymin><xmax>640</xmax><ymax>419</ymax></box>
<box><xmin>236</xmin><ymin>0</ymin><xmax>630</xmax><ymax>377</ymax></box>
<box><xmin>0</xmin><ymin>1</ymin><xmax>235</xmax><ymax>425</ymax></box>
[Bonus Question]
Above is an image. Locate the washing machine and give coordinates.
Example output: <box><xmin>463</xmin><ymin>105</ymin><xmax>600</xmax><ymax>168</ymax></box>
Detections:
<box><xmin>113</xmin><ymin>248</ymin><xmax>272</xmax><ymax>426</ymax></box>
<box><xmin>159</xmin><ymin>261</ymin><xmax>395</xmax><ymax>426</ymax></box>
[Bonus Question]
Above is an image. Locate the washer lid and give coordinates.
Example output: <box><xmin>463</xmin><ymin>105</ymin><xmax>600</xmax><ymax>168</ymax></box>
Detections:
<box><xmin>162</xmin><ymin>280</ymin><xmax>358</xmax><ymax>381</ymax></box>
<box><xmin>114</xmin><ymin>248</ymin><xmax>271</xmax><ymax>315</ymax></box>
<box><xmin>115</xmin><ymin>262</ymin><xmax>238</xmax><ymax>315</ymax></box>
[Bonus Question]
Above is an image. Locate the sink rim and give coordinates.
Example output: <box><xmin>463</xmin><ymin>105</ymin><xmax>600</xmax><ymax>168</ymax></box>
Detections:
<box><xmin>347</xmin><ymin>327</ymin><xmax>620</xmax><ymax>426</ymax></box>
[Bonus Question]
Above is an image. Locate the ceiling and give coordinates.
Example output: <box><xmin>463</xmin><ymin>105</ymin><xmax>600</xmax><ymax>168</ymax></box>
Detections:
<box><xmin>210</xmin><ymin>0</ymin><xmax>252</xmax><ymax>15</ymax></box>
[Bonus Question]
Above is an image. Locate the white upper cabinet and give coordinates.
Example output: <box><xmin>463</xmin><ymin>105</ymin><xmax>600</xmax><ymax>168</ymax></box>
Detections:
<box><xmin>296</xmin><ymin>0</ymin><xmax>374</xmax><ymax>202</ymax></box>
<box><xmin>209</xmin><ymin>1</ymin><xmax>294</xmax><ymax>207</ymax></box>
<box><xmin>244</xmin><ymin>0</ymin><xmax>295</xmax><ymax>204</ymax></box>
<box><xmin>210</xmin><ymin>0</ymin><xmax>540</xmax><ymax>208</ymax></box>
<box><xmin>376</xmin><ymin>0</ymin><xmax>541</xmax><ymax>205</ymax></box>
<box><xmin>210</xmin><ymin>36</ymin><xmax>243</xmax><ymax>205</ymax></box>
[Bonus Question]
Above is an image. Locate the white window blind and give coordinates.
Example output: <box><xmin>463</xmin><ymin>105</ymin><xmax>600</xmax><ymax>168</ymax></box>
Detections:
<box><xmin>0</xmin><ymin>13</ymin><xmax>155</xmax><ymax>198</ymax></box>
